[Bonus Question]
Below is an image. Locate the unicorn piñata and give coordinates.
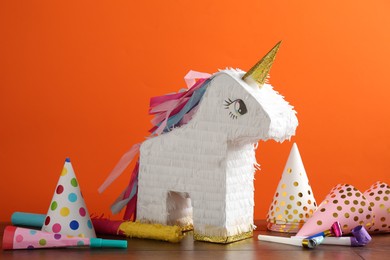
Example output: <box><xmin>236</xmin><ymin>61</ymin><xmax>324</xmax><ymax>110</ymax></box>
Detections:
<box><xmin>99</xmin><ymin>42</ymin><xmax>298</xmax><ymax>243</ymax></box>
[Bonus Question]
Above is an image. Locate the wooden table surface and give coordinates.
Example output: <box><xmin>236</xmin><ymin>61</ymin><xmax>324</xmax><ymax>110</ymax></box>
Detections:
<box><xmin>1</xmin><ymin>220</ymin><xmax>389</xmax><ymax>259</ymax></box>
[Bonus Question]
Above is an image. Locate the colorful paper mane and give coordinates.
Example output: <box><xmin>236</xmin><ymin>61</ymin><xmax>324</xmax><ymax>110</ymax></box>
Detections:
<box><xmin>99</xmin><ymin>42</ymin><xmax>299</xmax><ymax>243</ymax></box>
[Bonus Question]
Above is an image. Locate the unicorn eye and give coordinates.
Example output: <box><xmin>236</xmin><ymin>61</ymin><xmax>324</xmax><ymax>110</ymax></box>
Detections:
<box><xmin>224</xmin><ymin>99</ymin><xmax>247</xmax><ymax>119</ymax></box>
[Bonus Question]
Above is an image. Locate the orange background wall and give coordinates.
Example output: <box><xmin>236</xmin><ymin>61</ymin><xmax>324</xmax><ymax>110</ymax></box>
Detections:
<box><xmin>1</xmin><ymin>1</ymin><xmax>390</xmax><ymax>222</ymax></box>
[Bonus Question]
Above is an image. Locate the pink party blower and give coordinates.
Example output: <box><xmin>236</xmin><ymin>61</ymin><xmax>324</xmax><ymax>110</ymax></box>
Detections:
<box><xmin>2</xmin><ymin>226</ymin><xmax>127</xmax><ymax>250</ymax></box>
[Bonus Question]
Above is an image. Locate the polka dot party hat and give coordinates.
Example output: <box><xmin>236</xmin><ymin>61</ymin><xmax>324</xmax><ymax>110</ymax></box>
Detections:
<box><xmin>41</xmin><ymin>158</ymin><xmax>96</xmax><ymax>238</ymax></box>
<box><xmin>266</xmin><ymin>143</ymin><xmax>317</xmax><ymax>233</ymax></box>
<box><xmin>363</xmin><ymin>181</ymin><xmax>390</xmax><ymax>233</ymax></box>
<box><xmin>296</xmin><ymin>183</ymin><xmax>374</xmax><ymax>237</ymax></box>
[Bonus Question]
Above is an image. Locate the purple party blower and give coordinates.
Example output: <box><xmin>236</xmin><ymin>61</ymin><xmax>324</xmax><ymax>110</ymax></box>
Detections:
<box><xmin>2</xmin><ymin>226</ymin><xmax>127</xmax><ymax>250</ymax></box>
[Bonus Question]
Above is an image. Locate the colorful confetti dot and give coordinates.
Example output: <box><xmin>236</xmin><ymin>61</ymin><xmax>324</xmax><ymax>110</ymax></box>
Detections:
<box><xmin>29</xmin><ymin>230</ymin><xmax>37</xmax><ymax>235</ymax></box>
<box><xmin>16</xmin><ymin>235</ymin><xmax>23</xmax><ymax>242</ymax></box>
<box><xmin>45</xmin><ymin>216</ymin><xmax>51</xmax><ymax>225</ymax></box>
<box><xmin>87</xmin><ymin>220</ymin><xmax>93</xmax><ymax>229</ymax></box>
<box><xmin>56</xmin><ymin>185</ymin><xmax>64</xmax><ymax>194</ymax></box>
<box><xmin>52</xmin><ymin>223</ymin><xmax>62</xmax><ymax>233</ymax></box>
<box><xmin>39</xmin><ymin>239</ymin><xmax>47</xmax><ymax>246</ymax></box>
<box><xmin>51</xmin><ymin>201</ymin><xmax>58</xmax><ymax>211</ymax></box>
<box><xmin>79</xmin><ymin>207</ymin><xmax>86</xmax><ymax>217</ymax></box>
<box><xmin>68</xmin><ymin>193</ymin><xmax>77</xmax><ymax>202</ymax></box>
<box><xmin>60</xmin><ymin>207</ymin><xmax>70</xmax><ymax>217</ymax></box>
<box><xmin>61</xmin><ymin>167</ymin><xmax>68</xmax><ymax>176</ymax></box>
<box><xmin>70</xmin><ymin>220</ymin><xmax>79</xmax><ymax>230</ymax></box>
<box><xmin>54</xmin><ymin>234</ymin><xmax>62</xmax><ymax>240</ymax></box>
<box><xmin>71</xmin><ymin>178</ymin><xmax>78</xmax><ymax>187</ymax></box>
<box><xmin>77</xmin><ymin>240</ymin><xmax>84</xmax><ymax>246</ymax></box>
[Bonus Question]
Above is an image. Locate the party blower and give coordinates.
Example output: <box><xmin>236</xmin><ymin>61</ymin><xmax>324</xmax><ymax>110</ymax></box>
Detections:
<box><xmin>2</xmin><ymin>226</ymin><xmax>127</xmax><ymax>250</ymax></box>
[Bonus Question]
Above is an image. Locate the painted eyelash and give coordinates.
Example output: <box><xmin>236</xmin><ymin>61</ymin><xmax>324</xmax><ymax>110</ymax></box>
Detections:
<box><xmin>224</xmin><ymin>98</ymin><xmax>234</xmax><ymax>108</ymax></box>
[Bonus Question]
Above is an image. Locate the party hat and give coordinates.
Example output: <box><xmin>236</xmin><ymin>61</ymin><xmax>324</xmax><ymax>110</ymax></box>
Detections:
<box><xmin>266</xmin><ymin>143</ymin><xmax>317</xmax><ymax>233</ymax></box>
<box><xmin>296</xmin><ymin>183</ymin><xmax>374</xmax><ymax>237</ymax></box>
<box><xmin>42</xmin><ymin>158</ymin><xmax>96</xmax><ymax>238</ymax></box>
<box><xmin>363</xmin><ymin>181</ymin><xmax>390</xmax><ymax>233</ymax></box>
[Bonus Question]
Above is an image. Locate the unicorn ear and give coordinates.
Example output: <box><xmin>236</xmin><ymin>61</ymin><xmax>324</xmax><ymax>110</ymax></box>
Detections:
<box><xmin>242</xmin><ymin>41</ymin><xmax>281</xmax><ymax>88</ymax></box>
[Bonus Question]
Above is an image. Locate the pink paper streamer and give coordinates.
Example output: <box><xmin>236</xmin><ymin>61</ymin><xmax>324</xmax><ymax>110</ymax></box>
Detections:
<box><xmin>98</xmin><ymin>143</ymin><xmax>141</xmax><ymax>193</ymax></box>
<box><xmin>184</xmin><ymin>70</ymin><xmax>211</xmax><ymax>88</ymax></box>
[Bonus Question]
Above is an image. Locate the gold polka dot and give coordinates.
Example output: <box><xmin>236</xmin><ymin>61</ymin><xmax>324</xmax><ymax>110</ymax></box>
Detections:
<box><xmin>287</xmin><ymin>168</ymin><xmax>292</xmax><ymax>173</ymax></box>
<box><xmin>305</xmin><ymin>213</ymin><xmax>310</xmax><ymax>218</ymax></box>
<box><xmin>345</xmin><ymin>213</ymin><xmax>350</xmax><ymax>218</ymax></box>
<box><xmin>341</xmin><ymin>195</ymin><xmax>346</xmax><ymax>199</ymax></box>
<box><xmin>289</xmin><ymin>195</ymin><xmax>295</xmax><ymax>200</ymax></box>
<box><xmin>333</xmin><ymin>200</ymin><xmax>338</xmax><ymax>204</ymax></box>
<box><xmin>277</xmin><ymin>214</ymin><xmax>283</xmax><ymax>220</ymax></box>
<box><xmin>309</xmin><ymin>209</ymin><xmax>314</xmax><ymax>214</ymax></box>
<box><xmin>388</xmin><ymin>208</ymin><xmax>390</xmax><ymax>213</ymax></box>
<box><xmin>380</xmin><ymin>204</ymin><xmax>385</xmax><ymax>209</ymax></box>
<box><xmin>320</xmin><ymin>208</ymin><xmax>326</xmax><ymax>212</ymax></box>
<box><xmin>297</xmin><ymin>201</ymin><xmax>302</xmax><ymax>206</ymax></box>
<box><xmin>344</xmin><ymin>200</ymin><xmax>350</xmax><ymax>205</ymax></box>
<box><xmin>284</xmin><ymin>210</ymin><xmax>289</xmax><ymax>215</ymax></box>
<box><xmin>343</xmin><ymin>224</ymin><xmax>349</xmax><ymax>230</ymax></box>
<box><xmin>288</xmin><ymin>215</ymin><xmax>293</xmax><ymax>220</ymax></box>
<box><xmin>381</xmin><ymin>217</ymin><xmax>386</xmax><ymax>222</ymax></box>
<box><xmin>274</xmin><ymin>200</ymin><xmax>278</xmax><ymax>205</ymax></box>
<box><xmin>281</xmin><ymin>184</ymin><xmax>286</xmax><ymax>189</ymax></box>
<box><xmin>276</xmin><ymin>207</ymin><xmax>280</xmax><ymax>212</ymax></box>
<box><xmin>370</xmin><ymin>202</ymin><xmax>375</xmax><ymax>207</ymax></box>
<box><xmin>384</xmin><ymin>196</ymin><xmax>389</xmax><ymax>201</ymax></box>
<box><xmin>308</xmin><ymin>190</ymin><xmax>311</xmax><ymax>195</ymax></box>
<box><xmin>308</xmin><ymin>200</ymin><xmax>312</xmax><ymax>204</ymax></box>
<box><xmin>333</xmin><ymin>213</ymin><xmax>338</xmax><ymax>218</ymax></box>
<box><xmin>317</xmin><ymin>220</ymin><xmax>322</xmax><ymax>225</ymax></box>
<box><xmin>351</xmin><ymin>207</ymin><xmax>356</xmax><ymax>212</ymax></box>
<box><xmin>385</xmin><ymin>190</ymin><xmax>390</xmax><ymax>194</ymax></box>
<box><xmin>282</xmin><ymin>192</ymin><xmax>287</xmax><ymax>197</ymax></box>
<box><xmin>353</xmin><ymin>200</ymin><xmax>358</xmax><ymax>205</ymax></box>
<box><xmin>293</xmin><ymin>209</ymin><xmax>298</xmax><ymax>214</ymax></box>
<box><xmin>275</xmin><ymin>192</ymin><xmax>279</xmax><ymax>197</ymax></box>
<box><xmin>337</xmin><ymin>206</ymin><xmax>342</xmax><ymax>211</ymax></box>
<box><xmin>293</xmin><ymin>181</ymin><xmax>299</xmax><ymax>187</ymax></box>
<box><xmin>298</xmin><ymin>192</ymin><xmax>303</xmax><ymax>197</ymax></box>
<box><xmin>366</xmin><ymin>214</ymin><xmax>371</xmax><ymax>219</ymax></box>
<box><xmin>354</xmin><ymin>216</ymin><xmax>359</xmax><ymax>221</ymax></box>
<box><xmin>271</xmin><ymin>212</ymin><xmax>275</xmax><ymax>217</ymax></box>
<box><xmin>378</xmin><ymin>190</ymin><xmax>383</xmax><ymax>194</ymax></box>
<box><xmin>287</xmin><ymin>204</ymin><xmax>292</xmax><ymax>209</ymax></box>
<box><xmin>280</xmin><ymin>201</ymin><xmax>286</xmax><ymax>206</ymax></box>
<box><xmin>375</xmin><ymin>196</ymin><xmax>380</xmax><ymax>201</ymax></box>
<box><xmin>360</xmin><ymin>201</ymin><xmax>366</xmax><ymax>206</ymax></box>
<box><xmin>347</xmin><ymin>192</ymin><xmax>352</xmax><ymax>196</ymax></box>
<box><xmin>299</xmin><ymin>213</ymin><xmax>303</xmax><ymax>218</ymax></box>
<box><xmin>303</xmin><ymin>206</ymin><xmax>308</xmax><ymax>211</ymax></box>
<box><xmin>358</xmin><ymin>208</ymin><xmax>364</xmax><ymax>213</ymax></box>
<box><xmin>347</xmin><ymin>187</ymin><xmax>352</xmax><ymax>191</ymax></box>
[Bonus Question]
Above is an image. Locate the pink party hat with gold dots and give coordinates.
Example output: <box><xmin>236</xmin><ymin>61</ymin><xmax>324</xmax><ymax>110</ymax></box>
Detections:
<box><xmin>296</xmin><ymin>183</ymin><xmax>374</xmax><ymax>237</ymax></box>
<box><xmin>41</xmin><ymin>158</ymin><xmax>96</xmax><ymax>238</ymax></box>
<box><xmin>364</xmin><ymin>181</ymin><xmax>390</xmax><ymax>233</ymax></box>
<box><xmin>266</xmin><ymin>143</ymin><xmax>317</xmax><ymax>233</ymax></box>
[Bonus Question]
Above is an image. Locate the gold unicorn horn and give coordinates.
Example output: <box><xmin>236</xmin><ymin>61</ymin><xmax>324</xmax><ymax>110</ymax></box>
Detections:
<box><xmin>242</xmin><ymin>41</ymin><xmax>282</xmax><ymax>88</ymax></box>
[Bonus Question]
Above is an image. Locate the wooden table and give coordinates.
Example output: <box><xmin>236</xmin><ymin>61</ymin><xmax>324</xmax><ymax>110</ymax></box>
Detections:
<box><xmin>1</xmin><ymin>220</ymin><xmax>389</xmax><ymax>259</ymax></box>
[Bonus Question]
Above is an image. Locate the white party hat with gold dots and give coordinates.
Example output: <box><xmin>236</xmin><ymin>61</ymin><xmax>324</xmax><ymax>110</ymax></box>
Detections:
<box><xmin>266</xmin><ymin>143</ymin><xmax>317</xmax><ymax>233</ymax></box>
<box><xmin>41</xmin><ymin>158</ymin><xmax>96</xmax><ymax>238</ymax></box>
